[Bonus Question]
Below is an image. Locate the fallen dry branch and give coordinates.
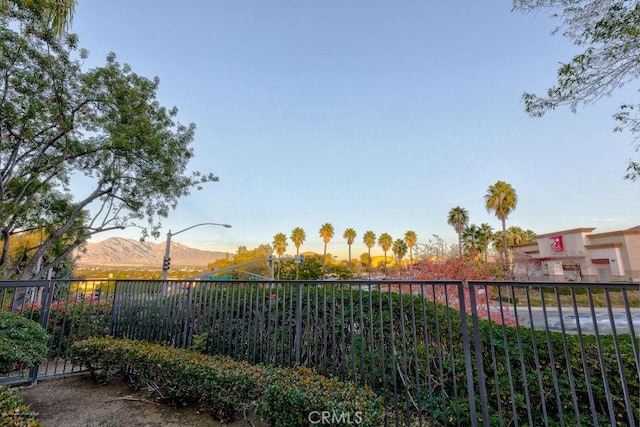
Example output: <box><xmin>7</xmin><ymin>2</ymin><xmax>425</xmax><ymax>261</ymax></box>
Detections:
<box><xmin>106</xmin><ymin>395</ymin><xmax>160</xmax><ymax>405</ymax></box>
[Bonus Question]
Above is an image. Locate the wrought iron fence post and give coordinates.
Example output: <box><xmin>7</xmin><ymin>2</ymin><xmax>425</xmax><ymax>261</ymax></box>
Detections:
<box><xmin>29</xmin><ymin>277</ymin><xmax>55</xmax><ymax>384</ymax></box>
<box><xmin>108</xmin><ymin>280</ymin><xmax>120</xmax><ymax>337</ymax></box>
<box><xmin>182</xmin><ymin>283</ymin><xmax>193</xmax><ymax>349</ymax></box>
<box><xmin>36</xmin><ymin>278</ymin><xmax>54</xmax><ymax>331</ymax></box>
<box><xmin>459</xmin><ymin>281</ymin><xmax>479</xmax><ymax>427</ymax></box>
<box><xmin>294</xmin><ymin>282</ymin><xmax>303</xmax><ymax>364</ymax></box>
<box><xmin>468</xmin><ymin>282</ymin><xmax>490</xmax><ymax>427</ymax></box>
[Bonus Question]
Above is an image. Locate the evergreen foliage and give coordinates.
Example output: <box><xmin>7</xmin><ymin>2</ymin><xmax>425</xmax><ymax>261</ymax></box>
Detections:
<box><xmin>0</xmin><ymin>310</ymin><xmax>49</xmax><ymax>375</ymax></box>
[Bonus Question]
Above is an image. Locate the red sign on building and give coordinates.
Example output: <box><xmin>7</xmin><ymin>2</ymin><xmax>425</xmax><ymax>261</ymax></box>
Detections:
<box><xmin>549</xmin><ymin>236</ymin><xmax>563</xmax><ymax>252</ymax></box>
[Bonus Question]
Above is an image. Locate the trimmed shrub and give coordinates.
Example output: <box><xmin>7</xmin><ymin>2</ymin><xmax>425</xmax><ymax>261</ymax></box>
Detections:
<box><xmin>0</xmin><ymin>310</ymin><xmax>49</xmax><ymax>375</ymax></box>
<box><xmin>0</xmin><ymin>385</ymin><xmax>42</xmax><ymax>427</ymax></box>
<box><xmin>256</xmin><ymin>365</ymin><xmax>379</xmax><ymax>426</ymax></box>
<box><xmin>70</xmin><ymin>337</ymin><xmax>384</xmax><ymax>426</ymax></box>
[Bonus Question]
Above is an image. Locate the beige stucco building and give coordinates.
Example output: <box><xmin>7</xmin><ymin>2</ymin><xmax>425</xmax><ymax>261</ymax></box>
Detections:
<box><xmin>513</xmin><ymin>226</ymin><xmax>640</xmax><ymax>282</ymax></box>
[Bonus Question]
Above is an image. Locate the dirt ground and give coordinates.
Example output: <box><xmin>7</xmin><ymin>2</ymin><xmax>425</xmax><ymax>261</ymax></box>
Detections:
<box><xmin>18</xmin><ymin>374</ymin><xmax>267</xmax><ymax>427</ymax></box>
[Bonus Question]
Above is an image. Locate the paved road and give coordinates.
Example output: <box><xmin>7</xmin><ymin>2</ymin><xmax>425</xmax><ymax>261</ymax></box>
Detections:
<box><xmin>517</xmin><ymin>307</ymin><xmax>640</xmax><ymax>334</ymax></box>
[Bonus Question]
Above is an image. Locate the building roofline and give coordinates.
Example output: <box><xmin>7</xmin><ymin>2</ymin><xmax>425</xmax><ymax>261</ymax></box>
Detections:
<box><xmin>536</xmin><ymin>228</ymin><xmax>596</xmax><ymax>239</ymax></box>
<box><xmin>526</xmin><ymin>255</ymin><xmax>587</xmax><ymax>261</ymax></box>
<box><xmin>512</xmin><ymin>241</ymin><xmax>538</xmax><ymax>248</ymax></box>
<box><xmin>586</xmin><ymin>225</ymin><xmax>640</xmax><ymax>239</ymax></box>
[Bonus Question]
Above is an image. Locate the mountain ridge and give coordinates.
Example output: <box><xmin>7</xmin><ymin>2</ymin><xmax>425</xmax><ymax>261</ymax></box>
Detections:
<box><xmin>76</xmin><ymin>237</ymin><xmax>228</xmax><ymax>268</ymax></box>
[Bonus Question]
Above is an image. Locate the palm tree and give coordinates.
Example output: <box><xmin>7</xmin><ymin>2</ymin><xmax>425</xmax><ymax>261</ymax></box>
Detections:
<box><xmin>3</xmin><ymin>0</ymin><xmax>76</xmax><ymax>36</ymax></box>
<box><xmin>290</xmin><ymin>227</ymin><xmax>306</xmax><ymax>256</ymax></box>
<box><xmin>319</xmin><ymin>223</ymin><xmax>335</xmax><ymax>262</ymax></box>
<box><xmin>485</xmin><ymin>180</ymin><xmax>518</xmax><ymax>276</ymax></box>
<box><xmin>462</xmin><ymin>224</ymin><xmax>481</xmax><ymax>258</ymax></box>
<box><xmin>404</xmin><ymin>230</ymin><xmax>417</xmax><ymax>267</ymax></box>
<box><xmin>363</xmin><ymin>231</ymin><xmax>376</xmax><ymax>278</ymax></box>
<box><xmin>272</xmin><ymin>233</ymin><xmax>288</xmax><ymax>257</ymax></box>
<box><xmin>508</xmin><ymin>226</ymin><xmax>526</xmax><ymax>246</ymax></box>
<box><xmin>506</xmin><ymin>226</ymin><xmax>537</xmax><ymax>247</ymax></box>
<box><xmin>478</xmin><ymin>223</ymin><xmax>494</xmax><ymax>262</ymax></box>
<box><xmin>272</xmin><ymin>232</ymin><xmax>288</xmax><ymax>280</ymax></box>
<box><xmin>524</xmin><ymin>229</ymin><xmax>537</xmax><ymax>243</ymax></box>
<box><xmin>343</xmin><ymin>228</ymin><xmax>357</xmax><ymax>266</ymax></box>
<box><xmin>447</xmin><ymin>206</ymin><xmax>469</xmax><ymax>258</ymax></box>
<box><xmin>392</xmin><ymin>239</ymin><xmax>408</xmax><ymax>270</ymax></box>
<box><xmin>377</xmin><ymin>233</ymin><xmax>393</xmax><ymax>274</ymax></box>
<box><xmin>491</xmin><ymin>231</ymin><xmax>506</xmax><ymax>261</ymax></box>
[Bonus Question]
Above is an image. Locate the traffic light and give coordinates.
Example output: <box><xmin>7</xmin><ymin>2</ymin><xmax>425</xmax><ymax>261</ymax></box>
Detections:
<box><xmin>162</xmin><ymin>257</ymin><xmax>171</xmax><ymax>271</ymax></box>
<box><xmin>267</xmin><ymin>255</ymin><xmax>274</xmax><ymax>269</ymax></box>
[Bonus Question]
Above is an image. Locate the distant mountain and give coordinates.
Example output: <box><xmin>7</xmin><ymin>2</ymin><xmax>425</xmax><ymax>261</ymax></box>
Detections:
<box><xmin>76</xmin><ymin>237</ymin><xmax>228</xmax><ymax>268</ymax></box>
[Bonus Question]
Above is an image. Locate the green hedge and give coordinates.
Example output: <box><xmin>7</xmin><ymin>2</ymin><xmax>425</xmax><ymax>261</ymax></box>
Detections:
<box><xmin>70</xmin><ymin>337</ymin><xmax>384</xmax><ymax>426</ymax></box>
<box><xmin>26</xmin><ymin>299</ymin><xmax>112</xmax><ymax>358</ymax></box>
<box><xmin>0</xmin><ymin>311</ymin><xmax>46</xmax><ymax>427</ymax></box>
<box><xmin>0</xmin><ymin>385</ymin><xmax>42</xmax><ymax>427</ymax></box>
<box><xmin>0</xmin><ymin>310</ymin><xmax>49</xmax><ymax>375</ymax></box>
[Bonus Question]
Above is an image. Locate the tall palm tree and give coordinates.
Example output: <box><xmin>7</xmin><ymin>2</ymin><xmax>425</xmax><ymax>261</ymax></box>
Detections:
<box><xmin>3</xmin><ymin>0</ymin><xmax>76</xmax><ymax>36</ymax></box>
<box><xmin>447</xmin><ymin>206</ymin><xmax>469</xmax><ymax>258</ymax></box>
<box><xmin>272</xmin><ymin>233</ymin><xmax>288</xmax><ymax>258</ymax></box>
<box><xmin>363</xmin><ymin>231</ymin><xmax>376</xmax><ymax>278</ymax></box>
<box><xmin>404</xmin><ymin>230</ymin><xmax>417</xmax><ymax>267</ymax></box>
<box><xmin>478</xmin><ymin>223</ymin><xmax>494</xmax><ymax>262</ymax></box>
<box><xmin>272</xmin><ymin>232</ymin><xmax>288</xmax><ymax>280</ymax></box>
<box><xmin>319</xmin><ymin>223</ymin><xmax>335</xmax><ymax>262</ymax></box>
<box><xmin>378</xmin><ymin>233</ymin><xmax>393</xmax><ymax>274</ymax></box>
<box><xmin>392</xmin><ymin>239</ymin><xmax>408</xmax><ymax>270</ymax></box>
<box><xmin>290</xmin><ymin>227</ymin><xmax>306</xmax><ymax>256</ymax></box>
<box><xmin>343</xmin><ymin>228</ymin><xmax>357</xmax><ymax>265</ymax></box>
<box><xmin>485</xmin><ymin>180</ymin><xmax>518</xmax><ymax>276</ymax></box>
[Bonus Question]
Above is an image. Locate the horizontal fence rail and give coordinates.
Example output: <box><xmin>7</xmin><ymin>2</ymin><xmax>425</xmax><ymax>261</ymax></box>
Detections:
<box><xmin>2</xmin><ymin>278</ymin><xmax>639</xmax><ymax>426</ymax></box>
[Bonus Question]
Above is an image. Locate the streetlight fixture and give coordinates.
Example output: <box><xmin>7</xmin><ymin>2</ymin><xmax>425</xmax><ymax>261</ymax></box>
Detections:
<box><xmin>162</xmin><ymin>222</ymin><xmax>232</xmax><ymax>281</ymax></box>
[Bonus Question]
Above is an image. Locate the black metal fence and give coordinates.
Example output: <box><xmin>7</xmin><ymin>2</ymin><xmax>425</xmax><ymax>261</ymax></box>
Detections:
<box><xmin>2</xmin><ymin>278</ymin><xmax>639</xmax><ymax>426</ymax></box>
<box><xmin>0</xmin><ymin>279</ymin><xmax>115</xmax><ymax>384</ymax></box>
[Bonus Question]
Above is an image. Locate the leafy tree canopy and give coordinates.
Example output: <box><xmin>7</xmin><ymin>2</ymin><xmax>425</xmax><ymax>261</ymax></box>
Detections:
<box><xmin>324</xmin><ymin>262</ymin><xmax>355</xmax><ymax>280</ymax></box>
<box><xmin>359</xmin><ymin>252</ymin><xmax>371</xmax><ymax>267</ymax></box>
<box><xmin>514</xmin><ymin>0</ymin><xmax>640</xmax><ymax>180</ymax></box>
<box><xmin>278</xmin><ymin>254</ymin><xmax>324</xmax><ymax>280</ymax></box>
<box><xmin>0</xmin><ymin>12</ymin><xmax>216</xmax><ymax>279</ymax></box>
<box><xmin>206</xmin><ymin>245</ymin><xmax>272</xmax><ymax>279</ymax></box>
<box><xmin>1</xmin><ymin>231</ymin><xmax>75</xmax><ymax>279</ymax></box>
<box><xmin>414</xmin><ymin>257</ymin><xmax>505</xmax><ymax>281</ymax></box>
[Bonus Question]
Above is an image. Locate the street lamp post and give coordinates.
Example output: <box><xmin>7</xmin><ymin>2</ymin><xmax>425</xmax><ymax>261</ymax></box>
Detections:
<box><xmin>161</xmin><ymin>222</ymin><xmax>232</xmax><ymax>282</ymax></box>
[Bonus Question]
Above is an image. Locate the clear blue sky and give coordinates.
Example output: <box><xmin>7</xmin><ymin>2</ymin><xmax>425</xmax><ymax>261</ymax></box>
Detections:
<box><xmin>73</xmin><ymin>1</ymin><xmax>639</xmax><ymax>258</ymax></box>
